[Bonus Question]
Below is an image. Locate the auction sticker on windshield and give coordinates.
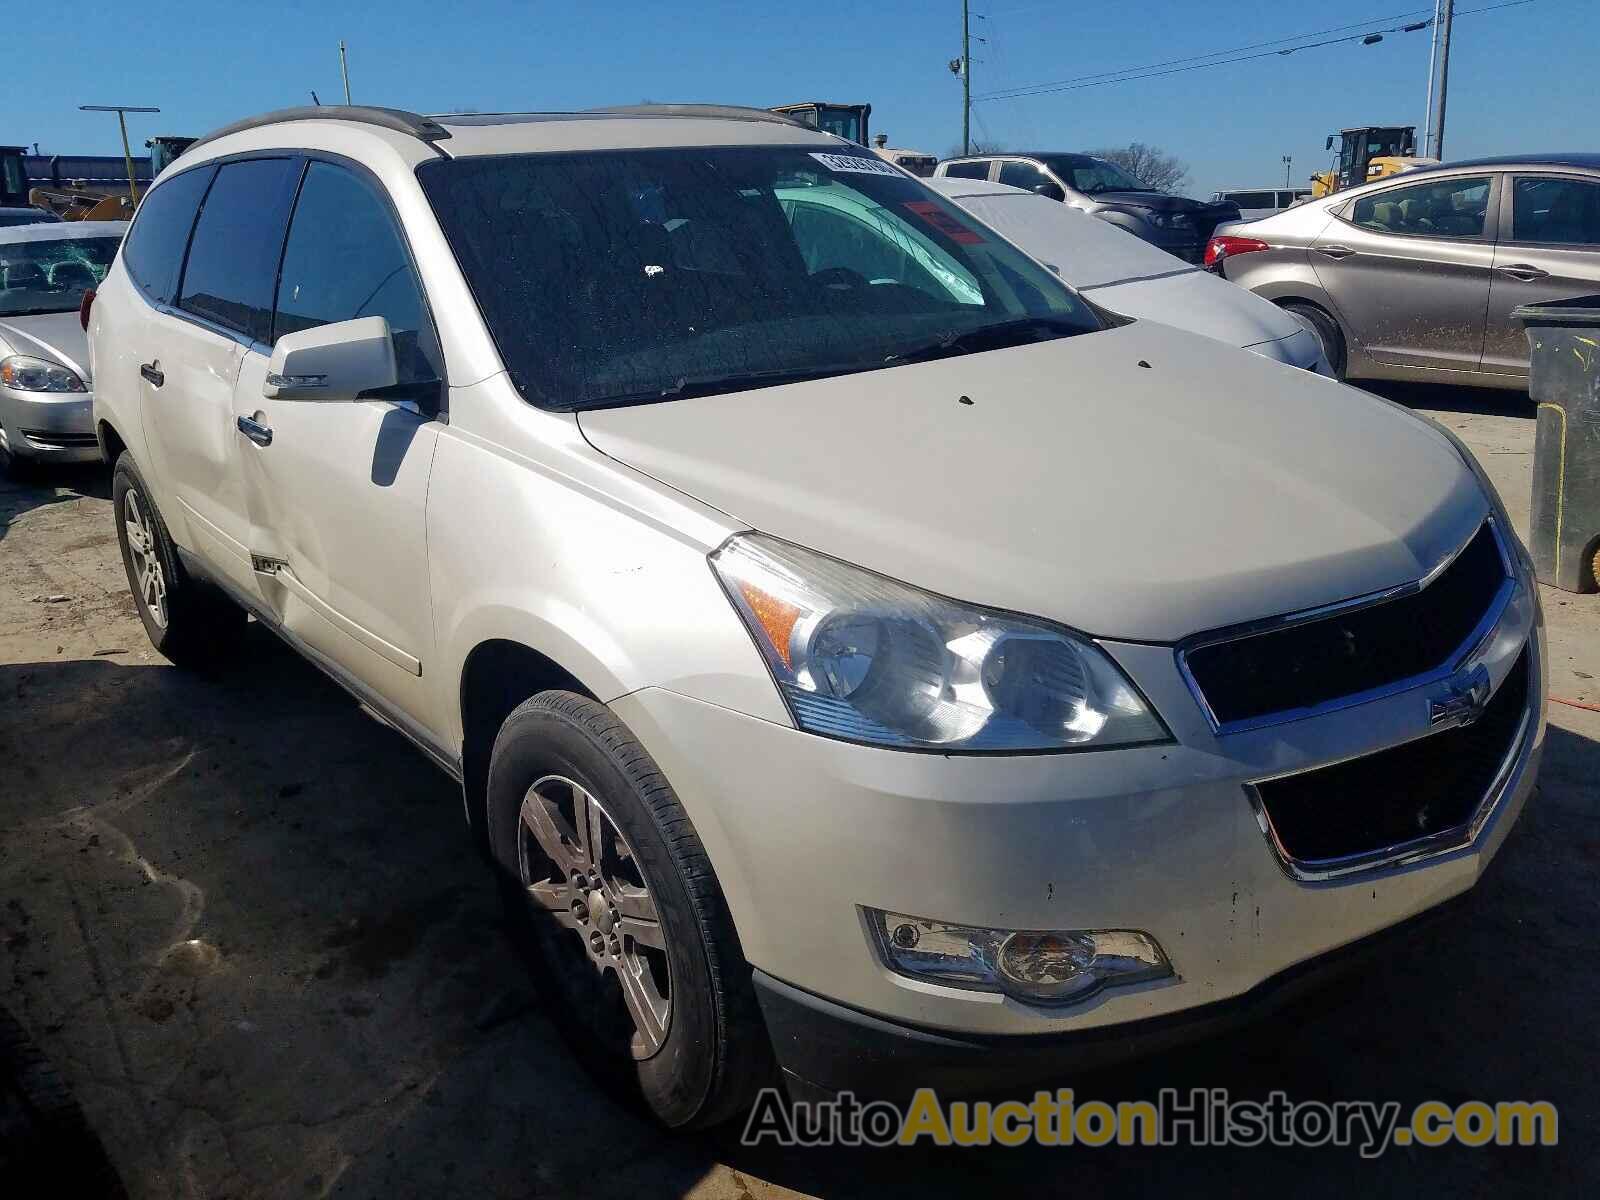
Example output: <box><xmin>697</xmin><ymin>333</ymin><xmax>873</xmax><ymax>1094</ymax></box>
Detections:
<box><xmin>903</xmin><ymin>200</ymin><xmax>986</xmax><ymax>244</ymax></box>
<box><xmin>809</xmin><ymin>152</ymin><xmax>903</xmax><ymax>176</ymax></box>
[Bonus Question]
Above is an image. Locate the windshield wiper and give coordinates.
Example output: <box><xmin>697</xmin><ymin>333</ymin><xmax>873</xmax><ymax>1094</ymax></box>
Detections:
<box><xmin>579</xmin><ymin>363</ymin><xmax>878</xmax><ymax>409</ymax></box>
<box><xmin>883</xmin><ymin>317</ymin><xmax>1087</xmax><ymax>366</ymax></box>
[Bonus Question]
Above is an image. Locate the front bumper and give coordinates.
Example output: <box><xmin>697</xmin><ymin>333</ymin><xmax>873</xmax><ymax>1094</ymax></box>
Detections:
<box><xmin>755</xmin><ymin>895</ymin><xmax>1468</xmax><ymax>1100</ymax></box>
<box><xmin>1143</xmin><ymin>232</ymin><xmax>1207</xmax><ymax>263</ymax></box>
<box><xmin>0</xmin><ymin>385</ymin><xmax>98</xmax><ymax>463</ymax></box>
<box><xmin>1245</xmin><ymin>327</ymin><xmax>1334</xmax><ymax>376</ymax></box>
<box><xmin>612</xmin><ymin>561</ymin><xmax>1542</xmax><ymax>1057</ymax></box>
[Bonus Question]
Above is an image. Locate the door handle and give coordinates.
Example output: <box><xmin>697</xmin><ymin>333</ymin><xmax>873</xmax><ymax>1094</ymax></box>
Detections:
<box><xmin>1314</xmin><ymin>245</ymin><xmax>1356</xmax><ymax>260</ymax></box>
<box><xmin>1495</xmin><ymin>264</ymin><xmax>1549</xmax><ymax>282</ymax></box>
<box><xmin>139</xmin><ymin>361</ymin><xmax>163</xmax><ymax>387</ymax></box>
<box><xmin>236</xmin><ymin>414</ymin><xmax>273</xmax><ymax>447</ymax></box>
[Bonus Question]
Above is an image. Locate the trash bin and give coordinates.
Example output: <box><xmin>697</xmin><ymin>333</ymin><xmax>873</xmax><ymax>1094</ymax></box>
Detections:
<box><xmin>1513</xmin><ymin>295</ymin><xmax>1600</xmax><ymax>593</ymax></box>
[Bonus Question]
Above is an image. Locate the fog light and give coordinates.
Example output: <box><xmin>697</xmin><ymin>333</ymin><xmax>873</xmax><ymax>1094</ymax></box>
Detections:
<box><xmin>867</xmin><ymin>909</ymin><xmax>1171</xmax><ymax>1006</ymax></box>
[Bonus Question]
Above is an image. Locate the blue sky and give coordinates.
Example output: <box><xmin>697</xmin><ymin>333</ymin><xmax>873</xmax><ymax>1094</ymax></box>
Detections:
<box><xmin>10</xmin><ymin>0</ymin><xmax>1591</xmax><ymax>197</ymax></box>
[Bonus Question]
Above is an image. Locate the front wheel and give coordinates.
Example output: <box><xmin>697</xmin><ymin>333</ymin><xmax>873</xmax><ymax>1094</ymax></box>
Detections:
<box><xmin>486</xmin><ymin>691</ymin><xmax>770</xmax><ymax>1128</ymax></box>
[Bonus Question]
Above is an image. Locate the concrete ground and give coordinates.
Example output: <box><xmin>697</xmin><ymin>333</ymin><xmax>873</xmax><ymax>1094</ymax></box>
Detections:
<box><xmin>1</xmin><ymin>384</ymin><xmax>1596</xmax><ymax>1198</ymax></box>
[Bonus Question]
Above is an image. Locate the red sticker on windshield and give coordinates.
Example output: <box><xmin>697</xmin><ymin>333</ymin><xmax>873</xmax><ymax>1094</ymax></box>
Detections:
<box><xmin>902</xmin><ymin>201</ymin><xmax>985</xmax><ymax>244</ymax></box>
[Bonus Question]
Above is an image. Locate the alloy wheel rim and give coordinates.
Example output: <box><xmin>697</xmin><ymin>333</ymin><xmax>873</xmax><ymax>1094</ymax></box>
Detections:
<box><xmin>123</xmin><ymin>489</ymin><xmax>168</xmax><ymax>629</ymax></box>
<box><xmin>518</xmin><ymin>774</ymin><xmax>671</xmax><ymax>1060</ymax></box>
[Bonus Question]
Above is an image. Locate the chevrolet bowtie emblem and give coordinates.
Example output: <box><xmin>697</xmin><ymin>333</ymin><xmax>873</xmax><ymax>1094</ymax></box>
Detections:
<box><xmin>1429</xmin><ymin>663</ymin><xmax>1492</xmax><ymax>728</ymax></box>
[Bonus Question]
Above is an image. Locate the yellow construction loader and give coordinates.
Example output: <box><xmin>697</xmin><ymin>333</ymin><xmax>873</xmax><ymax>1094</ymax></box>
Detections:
<box><xmin>1311</xmin><ymin>126</ymin><xmax>1439</xmax><ymax>198</ymax></box>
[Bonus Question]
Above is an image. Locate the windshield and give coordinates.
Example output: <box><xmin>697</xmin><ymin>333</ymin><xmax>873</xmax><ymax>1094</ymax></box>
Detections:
<box><xmin>418</xmin><ymin>146</ymin><xmax>1100</xmax><ymax>410</ymax></box>
<box><xmin>0</xmin><ymin>234</ymin><xmax>119</xmax><ymax>315</ymax></box>
<box><xmin>814</xmin><ymin>107</ymin><xmax>865</xmax><ymax>144</ymax></box>
<box><xmin>1042</xmin><ymin>156</ymin><xmax>1146</xmax><ymax>194</ymax></box>
<box><xmin>2</xmin><ymin>155</ymin><xmax>25</xmax><ymax>203</ymax></box>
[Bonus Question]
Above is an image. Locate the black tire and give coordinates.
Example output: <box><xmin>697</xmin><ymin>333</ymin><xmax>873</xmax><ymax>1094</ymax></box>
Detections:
<box><xmin>1282</xmin><ymin>301</ymin><xmax>1347</xmax><ymax>380</ymax></box>
<box><xmin>111</xmin><ymin>452</ymin><xmax>244</xmax><ymax>669</ymax></box>
<box><xmin>0</xmin><ymin>435</ymin><xmax>35</xmax><ymax>482</ymax></box>
<box><xmin>486</xmin><ymin>690</ymin><xmax>771</xmax><ymax>1128</ymax></box>
<box><xmin>0</xmin><ymin>1006</ymin><xmax>127</xmax><ymax>1198</ymax></box>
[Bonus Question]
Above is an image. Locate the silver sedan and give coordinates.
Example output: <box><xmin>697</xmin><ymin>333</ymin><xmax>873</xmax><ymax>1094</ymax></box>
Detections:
<box><xmin>1208</xmin><ymin>154</ymin><xmax>1600</xmax><ymax>390</ymax></box>
<box><xmin>0</xmin><ymin>220</ymin><xmax>125</xmax><ymax>475</ymax></box>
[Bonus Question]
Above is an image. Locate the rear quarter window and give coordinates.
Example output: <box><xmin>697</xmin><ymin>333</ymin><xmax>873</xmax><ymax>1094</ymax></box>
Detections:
<box><xmin>941</xmin><ymin>161</ymin><xmax>991</xmax><ymax>180</ymax></box>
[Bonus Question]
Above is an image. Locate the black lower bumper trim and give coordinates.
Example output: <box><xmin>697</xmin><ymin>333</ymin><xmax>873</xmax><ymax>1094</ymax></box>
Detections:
<box><xmin>754</xmin><ymin>898</ymin><xmax>1466</xmax><ymax>1101</ymax></box>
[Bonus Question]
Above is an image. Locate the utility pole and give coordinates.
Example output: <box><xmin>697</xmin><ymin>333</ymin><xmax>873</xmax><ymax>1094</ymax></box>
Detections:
<box><xmin>339</xmin><ymin>40</ymin><xmax>352</xmax><ymax>106</ymax></box>
<box><xmin>1427</xmin><ymin>1</ymin><xmax>1454</xmax><ymax>160</ymax></box>
<box><xmin>1422</xmin><ymin>0</ymin><xmax>1442</xmax><ymax>154</ymax></box>
<box><xmin>79</xmin><ymin>104</ymin><xmax>159</xmax><ymax>204</ymax></box>
<box><xmin>961</xmin><ymin>1</ymin><xmax>971</xmax><ymax>156</ymax></box>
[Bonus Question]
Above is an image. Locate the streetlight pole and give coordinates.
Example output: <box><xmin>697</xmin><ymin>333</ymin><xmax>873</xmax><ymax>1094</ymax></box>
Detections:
<box><xmin>1422</xmin><ymin>0</ymin><xmax>1442</xmax><ymax>154</ymax></box>
<box><xmin>339</xmin><ymin>40</ymin><xmax>352</xmax><ymax>106</ymax></box>
<box><xmin>1282</xmin><ymin>155</ymin><xmax>1292</xmax><ymax>187</ymax></box>
<box><xmin>79</xmin><ymin>104</ymin><xmax>160</xmax><ymax>205</ymax></box>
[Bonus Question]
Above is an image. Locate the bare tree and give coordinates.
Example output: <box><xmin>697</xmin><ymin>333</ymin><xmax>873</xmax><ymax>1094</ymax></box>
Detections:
<box><xmin>1089</xmin><ymin>142</ymin><xmax>1190</xmax><ymax>192</ymax></box>
<box><xmin>948</xmin><ymin>138</ymin><xmax>1007</xmax><ymax>157</ymax></box>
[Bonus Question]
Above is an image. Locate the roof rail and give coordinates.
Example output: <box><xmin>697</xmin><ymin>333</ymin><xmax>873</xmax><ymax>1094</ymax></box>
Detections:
<box><xmin>187</xmin><ymin>106</ymin><xmax>453</xmax><ymax>155</ymax></box>
<box><xmin>584</xmin><ymin>104</ymin><xmax>811</xmax><ymax>130</ymax></box>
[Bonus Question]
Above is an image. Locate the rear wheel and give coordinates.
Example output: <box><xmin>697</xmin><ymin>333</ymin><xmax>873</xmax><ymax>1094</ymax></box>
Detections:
<box><xmin>487</xmin><ymin>690</ymin><xmax>770</xmax><ymax>1128</ymax></box>
<box><xmin>112</xmin><ymin>453</ymin><xmax>244</xmax><ymax>668</ymax></box>
<box><xmin>1282</xmin><ymin>301</ymin><xmax>1347</xmax><ymax>380</ymax></box>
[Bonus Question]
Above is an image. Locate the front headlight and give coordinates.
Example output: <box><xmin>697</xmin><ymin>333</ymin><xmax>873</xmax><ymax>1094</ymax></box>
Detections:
<box><xmin>711</xmin><ymin>533</ymin><xmax>1168</xmax><ymax>751</ymax></box>
<box><xmin>1413</xmin><ymin>414</ymin><xmax>1535</xmax><ymax>581</ymax></box>
<box><xmin>1140</xmin><ymin>209</ymin><xmax>1190</xmax><ymax>230</ymax></box>
<box><xmin>0</xmin><ymin>354</ymin><xmax>86</xmax><ymax>393</ymax></box>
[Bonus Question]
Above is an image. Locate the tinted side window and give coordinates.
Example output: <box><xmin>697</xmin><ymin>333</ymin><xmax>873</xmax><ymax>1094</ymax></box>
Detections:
<box><xmin>1231</xmin><ymin>191</ymin><xmax>1274</xmax><ymax>209</ymax></box>
<box><xmin>121</xmin><ymin>165</ymin><xmax>213</xmax><ymax>305</ymax></box>
<box><xmin>942</xmin><ymin>160</ymin><xmax>990</xmax><ymax>180</ymax></box>
<box><xmin>178</xmin><ymin>158</ymin><xmax>301</xmax><ymax>341</ymax></box>
<box><xmin>998</xmin><ymin>161</ymin><xmax>1048</xmax><ymax>190</ymax></box>
<box><xmin>1511</xmin><ymin>176</ymin><xmax>1600</xmax><ymax>246</ymax></box>
<box><xmin>1350</xmin><ymin>176</ymin><xmax>1490</xmax><ymax>239</ymax></box>
<box><xmin>274</xmin><ymin>161</ymin><xmax>440</xmax><ymax>383</ymax></box>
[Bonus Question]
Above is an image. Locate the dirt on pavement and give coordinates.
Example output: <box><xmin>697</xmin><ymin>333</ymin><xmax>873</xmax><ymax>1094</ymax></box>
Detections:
<box><xmin>1</xmin><ymin>386</ymin><xmax>1596</xmax><ymax>1199</ymax></box>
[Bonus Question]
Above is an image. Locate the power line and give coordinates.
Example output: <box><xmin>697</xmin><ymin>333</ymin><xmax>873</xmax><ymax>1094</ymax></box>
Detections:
<box><xmin>975</xmin><ymin>0</ymin><xmax>1534</xmax><ymax>102</ymax></box>
<box><xmin>977</xmin><ymin>7</ymin><xmax>1436</xmax><ymax>99</ymax></box>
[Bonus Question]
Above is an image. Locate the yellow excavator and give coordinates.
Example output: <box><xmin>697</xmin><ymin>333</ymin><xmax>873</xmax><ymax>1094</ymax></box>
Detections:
<box><xmin>20</xmin><ymin>135</ymin><xmax>195</xmax><ymax>220</ymax></box>
<box><xmin>1310</xmin><ymin>126</ymin><xmax>1438</xmax><ymax>198</ymax></box>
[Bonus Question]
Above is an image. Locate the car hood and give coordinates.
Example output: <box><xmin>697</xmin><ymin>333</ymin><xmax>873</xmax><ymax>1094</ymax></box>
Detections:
<box><xmin>1087</xmin><ymin>191</ymin><xmax>1232</xmax><ymax>216</ymax></box>
<box><xmin>1081</xmin><ymin>269</ymin><xmax>1303</xmax><ymax>348</ymax></box>
<box><xmin>0</xmin><ymin>311</ymin><xmax>91</xmax><ymax>385</ymax></box>
<box><xmin>578</xmin><ymin>322</ymin><xmax>1486</xmax><ymax>642</ymax></box>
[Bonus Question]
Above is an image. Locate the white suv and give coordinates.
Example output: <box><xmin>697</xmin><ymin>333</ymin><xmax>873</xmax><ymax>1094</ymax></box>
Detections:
<box><xmin>88</xmin><ymin>105</ymin><xmax>1545</xmax><ymax>1125</ymax></box>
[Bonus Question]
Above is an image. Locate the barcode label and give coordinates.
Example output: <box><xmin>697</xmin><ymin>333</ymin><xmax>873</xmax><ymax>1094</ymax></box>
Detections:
<box><xmin>809</xmin><ymin>152</ymin><xmax>902</xmax><ymax>177</ymax></box>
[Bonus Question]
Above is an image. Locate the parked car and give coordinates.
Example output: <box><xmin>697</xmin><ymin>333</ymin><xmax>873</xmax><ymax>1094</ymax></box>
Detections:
<box><xmin>0</xmin><ymin>220</ymin><xmax>125</xmax><ymax>475</ymax></box>
<box><xmin>90</xmin><ymin>105</ymin><xmax>1543</xmax><ymax>1124</ymax></box>
<box><xmin>872</xmin><ymin>147</ymin><xmax>937</xmax><ymax>177</ymax></box>
<box><xmin>1208</xmin><ymin>154</ymin><xmax>1600</xmax><ymax>387</ymax></box>
<box><xmin>935</xmin><ymin>152</ymin><xmax>1240</xmax><ymax>262</ymax></box>
<box><xmin>1210</xmin><ymin>187</ymin><xmax>1312</xmax><ymax>221</ymax></box>
<box><xmin>926</xmin><ymin>177</ymin><xmax>1328</xmax><ymax>373</ymax></box>
<box><xmin>0</xmin><ymin>206</ymin><xmax>63</xmax><ymax>228</ymax></box>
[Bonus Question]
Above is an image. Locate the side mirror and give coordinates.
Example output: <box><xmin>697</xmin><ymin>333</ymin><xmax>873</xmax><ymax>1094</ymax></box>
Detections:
<box><xmin>1032</xmin><ymin>181</ymin><xmax>1066</xmax><ymax>202</ymax></box>
<box><xmin>264</xmin><ymin>316</ymin><xmax>397</xmax><ymax>401</ymax></box>
<box><xmin>1325</xmin><ymin>135</ymin><xmax>1336</xmax><ymax>151</ymax></box>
